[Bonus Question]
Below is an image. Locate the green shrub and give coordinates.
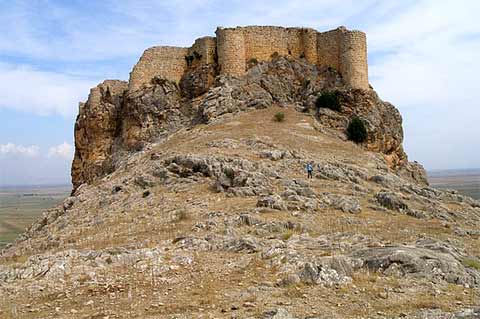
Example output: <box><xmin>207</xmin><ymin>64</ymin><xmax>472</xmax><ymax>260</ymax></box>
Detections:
<box><xmin>315</xmin><ymin>91</ymin><xmax>341</xmax><ymax>112</ymax></box>
<box><xmin>281</xmin><ymin>229</ymin><xmax>294</xmax><ymax>241</ymax></box>
<box><xmin>347</xmin><ymin>117</ymin><xmax>368</xmax><ymax>143</ymax></box>
<box><xmin>462</xmin><ymin>258</ymin><xmax>480</xmax><ymax>270</ymax></box>
<box><xmin>171</xmin><ymin>209</ymin><xmax>189</xmax><ymax>222</ymax></box>
<box><xmin>274</xmin><ymin>112</ymin><xmax>285</xmax><ymax>122</ymax></box>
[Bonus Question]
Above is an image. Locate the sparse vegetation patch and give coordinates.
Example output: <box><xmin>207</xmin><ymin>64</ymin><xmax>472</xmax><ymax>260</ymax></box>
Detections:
<box><xmin>462</xmin><ymin>258</ymin><xmax>480</xmax><ymax>270</ymax></box>
<box><xmin>315</xmin><ymin>91</ymin><xmax>341</xmax><ymax>112</ymax></box>
<box><xmin>347</xmin><ymin>116</ymin><xmax>368</xmax><ymax>143</ymax></box>
<box><xmin>274</xmin><ymin>112</ymin><xmax>285</xmax><ymax>122</ymax></box>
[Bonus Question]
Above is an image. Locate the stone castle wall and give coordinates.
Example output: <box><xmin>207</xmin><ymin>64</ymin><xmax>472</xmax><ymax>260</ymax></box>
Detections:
<box><xmin>216</xmin><ymin>28</ymin><xmax>245</xmax><ymax>76</ymax></box>
<box><xmin>128</xmin><ymin>46</ymin><xmax>188</xmax><ymax>92</ymax></box>
<box><xmin>216</xmin><ymin>26</ymin><xmax>320</xmax><ymax>73</ymax></box>
<box><xmin>128</xmin><ymin>26</ymin><xmax>369</xmax><ymax>92</ymax></box>
<box><xmin>316</xmin><ymin>29</ymin><xmax>341</xmax><ymax>71</ymax></box>
<box><xmin>188</xmin><ymin>36</ymin><xmax>217</xmax><ymax>65</ymax></box>
<box><xmin>340</xmin><ymin>30</ymin><xmax>368</xmax><ymax>90</ymax></box>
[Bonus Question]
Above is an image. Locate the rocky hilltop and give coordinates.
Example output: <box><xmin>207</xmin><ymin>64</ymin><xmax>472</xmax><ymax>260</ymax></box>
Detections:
<box><xmin>1</xmin><ymin>26</ymin><xmax>480</xmax><ymax>319</ymax></box>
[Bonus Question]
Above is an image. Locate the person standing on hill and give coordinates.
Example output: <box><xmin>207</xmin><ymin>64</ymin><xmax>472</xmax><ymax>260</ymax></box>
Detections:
<box><xmin>306</xmin><ymin>162</ymin><xmax>313</xmax><ymax>179</ymax></box>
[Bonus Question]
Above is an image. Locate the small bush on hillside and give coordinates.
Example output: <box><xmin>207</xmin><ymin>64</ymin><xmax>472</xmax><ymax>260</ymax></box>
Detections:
<box><xmin>274</xmin><ymin>112</ymin><xmax>285</xmax><ymax>122</ymax></box>
<box><xmin>463</xmin><ymin>258</ymin><xmax>480</xmax><ymax>270</ymax></box>
<box><xmin>315</xmin><ymin>91</ymin><xmax>341</xmax><ymax>112</ymax></box>
<box><xmin>347</xmin><ymin>117</ymin><xmax>368</xmax><ymax>143</ymax></box>
<box><xmin>171</xmin><ymin>209</ymin><xmax>189</xmax><ymax>222</ymax></box>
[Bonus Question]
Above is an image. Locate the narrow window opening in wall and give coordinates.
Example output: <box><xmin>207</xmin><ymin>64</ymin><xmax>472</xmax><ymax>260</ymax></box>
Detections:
<box><xmin>288</xmin><ymin>49</ymin><xmax>292</xmax><ymax>55</ymax></box>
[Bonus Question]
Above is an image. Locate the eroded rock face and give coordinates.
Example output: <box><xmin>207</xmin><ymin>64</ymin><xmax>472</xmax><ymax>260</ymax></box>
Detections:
<box><xmin>71</xmin><ymin>80</ymin><xmax>127</xmax><ymax>191</ymax></box>
<box><xmin>197</xmin><ymin>57</ymin><xmax>410</xmax><ymax>172</ymax></box>
<box><xmin>315</xmin><ymin>89</ymin><xmax>407</xmax><ymax>168</ymax></box>
<box><xmin>72</xmin><ymin>78</ymin><xmax>193</xmax><ymax>191</ymax></box>
<box><xmin>122</xmin><ymin>78</ymin><xmax>191</xmax><ymax>150</ymax></box>
<box><xmin>352</xmin><ymin>239</ymin><xmax>480</xmax><ymax>287</ymax></box>
<box><xmin>179</xmin><ymin>63</ymin><xmax>217</xmax><ymax>98</ymax></box>
<box><xmin>71</xmin><ymin>56</ymin><xmax>424</xmax><ymax>191</ymax></box>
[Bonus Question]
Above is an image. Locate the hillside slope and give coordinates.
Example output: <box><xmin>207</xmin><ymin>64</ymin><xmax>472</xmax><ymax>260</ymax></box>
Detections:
<box><xmin>1</xmin><ymin>57</ymin><xmax>480</xmax><ymax>318</ymax></box>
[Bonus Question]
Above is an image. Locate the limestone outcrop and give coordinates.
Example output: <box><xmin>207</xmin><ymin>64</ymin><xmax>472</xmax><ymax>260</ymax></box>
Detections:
<box><xmin>3</xmin><ymin>105</ymin><xmax>480</xmax><ymax>317</ymax></box>
<box><xmin>71</xmin><ymin>80</ymin><xmax>127</xmax><ymax>191</ymax></box>
<box><xmin>71</xmin><ymin>55</ymin><xmax>424</xmax><ymax>191</ymax></box>
<box><xmin>122</xmin><ymin>78</ymin><xmax>190</xmax><ymax>150</ymax></box>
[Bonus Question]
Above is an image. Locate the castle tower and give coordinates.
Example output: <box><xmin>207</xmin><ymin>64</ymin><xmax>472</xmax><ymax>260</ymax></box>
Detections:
<box><xmin>339</xmin><ymin>30</ymin><xmax>369</xmax><ymax>90</ymax></box>
<box><xmin>128</xmin><ymin>26</ymin><xmax>369</xmax><ymax>92</ymax></box>
<box><xmin>300</xmin><ymin>28</ymin><xmax>318</xmax><ymax>66</ymax></box>
<box><xmin>216</xmin><ymin>27</ymin><xmax>246</xmax><ymax>76</ymax></box>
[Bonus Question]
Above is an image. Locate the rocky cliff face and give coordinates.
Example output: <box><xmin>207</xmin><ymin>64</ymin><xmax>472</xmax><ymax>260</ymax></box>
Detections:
<box><xmin>71</xmin><ymin>80</ymin><xmax>127</xmax><ymax>191</ymax></box>
<box><xmin>71</xmin><ymin>56</ymin><xmax>421</xmax><ymax>192</ymax></box>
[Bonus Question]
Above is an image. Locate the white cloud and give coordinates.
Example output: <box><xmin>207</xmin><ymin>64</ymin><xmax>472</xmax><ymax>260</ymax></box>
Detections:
<box><xmin>0</xmin><ymin>143</ymin><xmax>40</xmax><ymax>158</ymax></box>
<box><xmin>363</xmin><ymin>0</ymin><xmax>480</xmax><ymax>168</ymax></box>
<box><xmin>367</xmin><ymin>0</ymin><xmax>480</xmax><ymax>108</ymax></box>
<box><xmin>48</xmin><ymin>142</ymin><xmax>74</xmax><ymax>160</ymax></box>
<box><xmin>0</xmin><ymin>63</ymin><xmax>97</xmax><ymax>116</ymax></box>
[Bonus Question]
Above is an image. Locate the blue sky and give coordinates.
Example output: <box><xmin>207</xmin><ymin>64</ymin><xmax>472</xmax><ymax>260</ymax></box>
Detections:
<box><xmin>1</xmin><ymin>0</ymin><xmax>479</xmax><ymax>186</ymax></box>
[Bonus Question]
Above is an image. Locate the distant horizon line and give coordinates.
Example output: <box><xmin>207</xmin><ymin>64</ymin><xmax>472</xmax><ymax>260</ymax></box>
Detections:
<box><xmin>1</xmin><ymin>168</ymin><xmax>479</xmax><ymax>188</ymax></box>
<box><xmin>0</xmin><ymin>183</ymin><xmax>71</xmax><ymax>190</ymax></box>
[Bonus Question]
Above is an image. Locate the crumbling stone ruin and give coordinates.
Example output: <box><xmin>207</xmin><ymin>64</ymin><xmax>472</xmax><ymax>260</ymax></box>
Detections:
<box><xmin>70</xmin><ymin>25</ymin><xmax>420</xmax><ymax>192</ymax></box>
<box><xmin>129</xmin><ymin>26</ymin><xmax>368</xmax><ymax>92</ymax></box>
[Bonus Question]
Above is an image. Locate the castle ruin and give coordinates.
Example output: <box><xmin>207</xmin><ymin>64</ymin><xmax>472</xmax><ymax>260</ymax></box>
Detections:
<box><xmin>129</xmin><ymin>26</ymin><xmax>368</xmax><ymax>92</ymax></box>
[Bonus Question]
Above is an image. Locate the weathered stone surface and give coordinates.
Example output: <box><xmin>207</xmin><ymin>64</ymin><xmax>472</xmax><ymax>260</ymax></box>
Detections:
<box><xmin>375</xmin><ymin>191</ymin><xmax>408</xmax><ymax>211</ymax></box>
<box><xmin>397</xmin><ymin>160</ymin><xmax>429</xmax><ymax>186</ymax></box>
<box><xmin>314</xmin><ymin>89</ymin><xmax>407</xmax><ymax>169</ymax></box>
<box><xmin>257</xmin><ymin>195</ymin><xmax>287</xmax><ymax>210</ymax></box>
<box><xmin>71</xmin><ymin>80</ymin><xmax>128</xmax><ymax>191</ymax></box>
<box><xmin>122</xmin><ymin>78</ymin><xmax>191</xmax><ymax>150</ymax></box>
<box><xmin>352</xmin><ymin>239</ymin><xmax>480</xmax><ymax>286</ymax></box>
<box><xmin>330</xmin><ymin>195</ymin><xmax>362</xmax><ymax>214</ymax></box>
<box><xmin>180</xmin><ymin>63</ymin><xmax>217</xmax><ymax>98</ymax></box>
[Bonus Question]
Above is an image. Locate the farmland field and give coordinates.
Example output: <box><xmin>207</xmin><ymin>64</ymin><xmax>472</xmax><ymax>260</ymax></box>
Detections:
<box><xmin>0</xmin><ymin>185</ymin><xmax>70</xmax><ymax>248</ymax></box>
<box><xmin>428</xmin><ymin>169</ymin><xmax>480</xmax><ymax>200</ymax></box>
